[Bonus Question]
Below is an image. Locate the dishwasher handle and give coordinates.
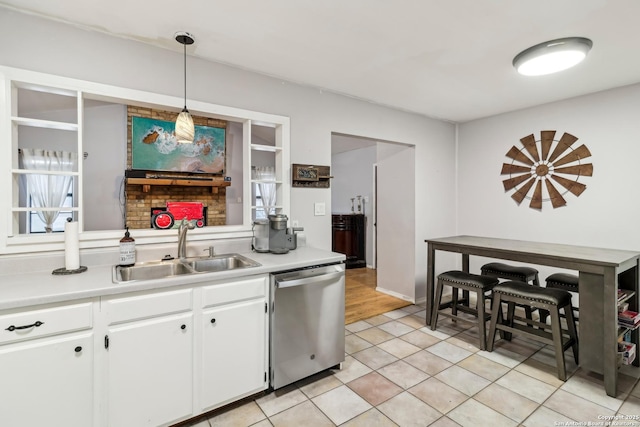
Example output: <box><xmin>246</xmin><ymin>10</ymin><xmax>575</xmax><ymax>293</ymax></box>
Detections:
<box><xmin>275</xmin><ymin>271</ymin><xmax>344</xmax><ymax>289</ymax></box>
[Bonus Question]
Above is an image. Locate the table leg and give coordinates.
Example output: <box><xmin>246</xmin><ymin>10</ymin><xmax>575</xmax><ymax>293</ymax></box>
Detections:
<box><xmin>426</xmin><ymin>243</ymin><xmax>435</xmax><ymax>326</ymax></box>
<box><xmin>603</xmin><ymin>267</ymin><xmax>618</xmax><ymax>397</ymax></box>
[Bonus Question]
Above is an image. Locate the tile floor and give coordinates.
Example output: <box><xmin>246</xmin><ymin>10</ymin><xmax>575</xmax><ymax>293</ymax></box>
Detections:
<box><xmin>188</xmin><ymin>304</ymin><xmax>640</xmax><ymax>427</ymax></box>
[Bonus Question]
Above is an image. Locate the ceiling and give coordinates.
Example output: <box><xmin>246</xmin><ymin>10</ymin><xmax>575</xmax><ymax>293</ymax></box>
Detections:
<box><xmin>2</xmin><ymin>0</ymin><xmax>639</xmax><ymax>123</ymax></box>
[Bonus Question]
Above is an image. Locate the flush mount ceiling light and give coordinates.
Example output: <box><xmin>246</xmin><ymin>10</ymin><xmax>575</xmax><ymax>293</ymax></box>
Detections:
<box><xmin>175</xmin><ymin>31</ymin><xmax>195</xmax><ymax>144</ymax></box>
<box><xmin>513</xmin><ymin>37</ymin><xmax>593</xmax><ymax>76</ymax></box>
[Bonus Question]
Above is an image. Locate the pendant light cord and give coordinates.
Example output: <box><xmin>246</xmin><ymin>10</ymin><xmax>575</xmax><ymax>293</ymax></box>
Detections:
<box><xmin>183</xmin><ymin>41</ymin><xmax>187</xmax><ymax>110</ymax></box>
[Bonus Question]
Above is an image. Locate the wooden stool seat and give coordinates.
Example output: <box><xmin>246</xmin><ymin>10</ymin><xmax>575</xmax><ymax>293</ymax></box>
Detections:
<box><xmin>430</xmin><ymin>270</ymin><xmax>499</xmax><ymax>350</ymax></box>
<box><xmin>487</xmin><ymin>280</ymin><xmax>579</xmax><ymax>381</ymax></box>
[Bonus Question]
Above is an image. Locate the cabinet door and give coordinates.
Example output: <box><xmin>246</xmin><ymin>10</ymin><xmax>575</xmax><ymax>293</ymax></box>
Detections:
<box><xmin>106</xmin><ymin>313</ymin><xmax>193</xmax><ymax>427</ymax></box>
<box><xmin>0</xmin><ymin>333</ymin><xmax>93</xmax><ymax>427</ymax></box>
<box><xmin>201</xmin><ymin>299</ymin><xmax>266</xmax><ymax>410</ymax></box>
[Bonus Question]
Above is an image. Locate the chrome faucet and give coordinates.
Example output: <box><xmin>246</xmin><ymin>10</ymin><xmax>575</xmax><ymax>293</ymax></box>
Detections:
<box><xmin>177</xmin><ymin>219</ymin><xmax>195</xmax><ymax>259</ymax></box>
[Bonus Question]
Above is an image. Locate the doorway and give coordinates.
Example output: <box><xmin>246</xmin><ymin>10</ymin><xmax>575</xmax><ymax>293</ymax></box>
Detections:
<box><xmin>331</xmin><ymin>133</ymin><xmax>416</xmax><ymax>303</ymax></box>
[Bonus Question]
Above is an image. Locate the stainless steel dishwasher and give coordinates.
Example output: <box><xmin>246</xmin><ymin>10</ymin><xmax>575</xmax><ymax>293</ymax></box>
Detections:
<box><xmin>270</xmin><ymin>262</ymin><xmax>345</xmax><ymax>389</ymax></box>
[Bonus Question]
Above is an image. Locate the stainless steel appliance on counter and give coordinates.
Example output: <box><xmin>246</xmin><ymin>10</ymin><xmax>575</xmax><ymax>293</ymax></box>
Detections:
<box><xmin>269</xmin><ymin>262</ymin><xmax>345</xmax><ymax>389</ymax></box>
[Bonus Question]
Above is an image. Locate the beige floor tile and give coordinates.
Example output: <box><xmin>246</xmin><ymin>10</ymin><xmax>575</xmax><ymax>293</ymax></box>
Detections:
<box><xmin>513</xmin><ymin>358</ymin><xmax>565</xmax><ymax>388</ymax></box>
<box><xmin>352</xmin><ymin>346</ymin><xmax>398</xmax><ymax>371</ymax></box>
<box><xmin>560</xmin><ymin>371</ymin><xmax>625</xmax><ymax>411</ymax></box>
<box><xmin>447</xmin><ymin>399</ymin><xmax>517</xmax><ymax>427</ymax></box>
<box><xmin>399</xmin><ymin>329</ymin><xmax>441</xmax><ymax>349</ymax></box>
<box><xmin>573</xmin><ymin>368</ymin><xmax>638</xmax><ymax>396</ymax></box>
<box><xmin>255</xmin><ymin>386</ymin><xmax>309</xmax><ymax>417</ymax></box>
<box><xmin>521</xmin><ymin>405</ymin><xmax>577</xmax><ymax>426</ymax></box>
<box><xmin>190</xmin><ymin>420</ymin><xmax>210</xmax><ymax>427</ymax></box>
<box><xmin>297</xmin><ymin>371</ymin><xmax>342</xmax><ymax>399</ymax></box>
<box><xmin>249</xmin><ymin>420</ymin><xmax>273</xmax><ymax>427</ymax></box>
<box><xmin>332</xmin><ymin>356</ymin><xmax>372</xmax><ymax>384</ymax></box>
<box><xmin>403</xmin><ymin>350</ymin><xmax>452</xmax><ymax>375</ymax></box>
<box><xmin>377</xmin><ymin>360</ymin><xmax>430</xmax><ymax>389</ymax></box>
<box><xmin>456</xmin><ymin>354</ymin><xmax>510</xmax><ymax>382</ymax></box>
<box><xmin>346</xmin><ymin>334</ymin><xmax>374</xmax><ymax>354</ymax></box>
<box><xmin>356</xmin><ymin>327</ymin><xmax>396</xmax><ymax>345</ymax></box>
<box><xmin>378</xmin><ymin>320</ymin><xmax>416</xmax><ymax>337</ymax></box>
<box><xmin>435</xmin><ymin>365</ymin><xmax>491</xmax><ymax>396</ymax></box>
<box><xmin>268</xmin><ymin>401</ymin><xmax>333</xmax><ymax>427</ymax></box>
<box><xmin>396</xmin><ymin>315</ymin><xmax>426</xmax><ymax>329</ymax></box>
<box><xmin>400</xmin><ymin>305</ymin><xmax>424</xmax><ymax>315</ymax></box>
<box><xmin>495</xmin><ymin>370</ymin><xmax>557</xmax><ymax>403</ymax></box>
<box><xmin>384</xmin><ymin>308</ymin><xmax>411</xmax><ymax>319</ymax></box>
<box><xmin>378</xmin><ymin>338</ymin><xmax>421</xmax><ymax>359</ymax></box>
<box><xmin>474</xmin><ymin>383</ymin><xmax>538</xmax><ymax>422</ymax></box>
<box><xmin>339</xmin><ymin>408</ymin><xmax>399</xmax><ymax>427</ymax></box>
<box><xmin>428</xmin><ymin>416</ymin><xmax>461</xmax><ymax>427</ymax></box>
<box><xmin>311</xmin><ymin>385</ymin><xmax>372</xmax><ymax>425</ymax></box>
<box><xmin>208</xmin><ymin>401</ymin><xmax>266</xmax><ymax>426</ymax></box>
<box><xmin>408</xmin><ymin>377</ymin><xmax>467</xmax><ymax>413</ymax></box>
<box><xmin>544</xmin><ymin>389</ymin><xmax>615</xmax><ymax>422</ymax></box>
<box><xmin>445</xmin><ymin>335</ymin><xmax>481</xmax><ymax>353</ymax></box>
<box><xmin>491</xmin><ymin>335</ymin><xmax>544</xmax><ymax>357</ymax></box>
<box><xmin>419</xmin><ymin>326</ymin><xmax>454</xmax><ymax>340</ymax></box>
<box><xmin>529</xmin><ymin>345</ymin><xmax>579</xmax><ymax>375</ymax></box>
<box><xmin>476</xmin><ymin>348</ymin><xmax>524</xmax><ymax>369</ymax></box>
<box><xmin>427</xmin><ymin>341</ymin><xmax>473</xmax><ymax>364</ymax></box>
<box><xmin>363</xmin><ymin>314</ymin><xmax>393</xmax><ymax>326</ymax></box>
<box><xmin>618</xmin><ymin>396</ymin><xmax>640</xmax><ymax>417</ymax></box>
<box><xmin>346</xmin><ymin>320</ymin><xmax>374</xmax><ymax>333</ymax></box>
<box><xmin>631</xmin><ymin>381</ymin><xmax>640</xmax><ymax>399</ymax></box>
<box><xmin>377</xmin><ymin>391</ymin><xmax>442</xmax><ymax>427</ymax></box>
<box><xmin>347</xmin><ymin>371</ymin><xmax>403</xmax><ymax>406</ymax></box>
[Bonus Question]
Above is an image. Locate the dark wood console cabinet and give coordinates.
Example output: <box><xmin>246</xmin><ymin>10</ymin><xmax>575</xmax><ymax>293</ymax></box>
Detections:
<box><xmin>332</xmin><ymin>214</ymin><xmax>366</xmax><ymax>269</ymax></box>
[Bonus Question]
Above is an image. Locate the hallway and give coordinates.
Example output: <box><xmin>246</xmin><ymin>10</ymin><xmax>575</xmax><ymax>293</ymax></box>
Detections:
<box><xmin>345</xmin><ymin>268</ymin><xmax>411</xmax><ymax>324</ymax></box>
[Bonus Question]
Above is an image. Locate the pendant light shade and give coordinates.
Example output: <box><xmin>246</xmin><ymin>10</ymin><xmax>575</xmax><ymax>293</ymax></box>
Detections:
<box><xmin>175</xmin><ymin>31</ymin><xmax>195</xmax><ymax>144</ymax></box>
<box><xmin>513</xmin><ymin>37</ymin><xmax>592</xmax><ymax>76</ymax></box>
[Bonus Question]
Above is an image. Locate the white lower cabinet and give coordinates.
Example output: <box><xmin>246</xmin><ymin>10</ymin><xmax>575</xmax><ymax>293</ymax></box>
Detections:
<box><xmin>201</xmin><ymin>298</ymin><xmax>267</xmax><ymax>410</ymax></box>
<box><xmin>0</xmin><ymin>273</ymin><xmax>269</xmax><ymax>427</ymax></box>
<box><xmin>102</xmin><ymin>288</ymin><xmax>194</xmax><ymax>427</ymax></box>
<box><xmin>0</xmin><ymin>302</ymin><xmax>94</xmax><ymax>427</ymax></box>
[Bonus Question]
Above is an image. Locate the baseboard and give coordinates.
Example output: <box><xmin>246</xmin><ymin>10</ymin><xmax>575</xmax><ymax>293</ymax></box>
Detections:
<box><xmin>375</xmin><ymin>286</ymin><xmax>415</xmax><ymax>304</ymax></box>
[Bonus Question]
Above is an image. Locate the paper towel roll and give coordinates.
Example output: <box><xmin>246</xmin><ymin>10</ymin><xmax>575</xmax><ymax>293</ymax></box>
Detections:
<box><xmin>64</xmin><ymin>220</ymin><xmax>80</xmax><ymax>270</ymax></box>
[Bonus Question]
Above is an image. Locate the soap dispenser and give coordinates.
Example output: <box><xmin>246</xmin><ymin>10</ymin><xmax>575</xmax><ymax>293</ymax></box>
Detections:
<box><xmin>119</xmin><ymin>227</ymin><xmax>136</xmax><ymax>266</ymax></box>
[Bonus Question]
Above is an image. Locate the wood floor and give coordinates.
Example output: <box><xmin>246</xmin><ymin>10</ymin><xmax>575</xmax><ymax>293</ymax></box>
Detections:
<box><xmin>345</xmin><ymin>267</ymin><xmax>411</xmax><ymax>324</ymax></box>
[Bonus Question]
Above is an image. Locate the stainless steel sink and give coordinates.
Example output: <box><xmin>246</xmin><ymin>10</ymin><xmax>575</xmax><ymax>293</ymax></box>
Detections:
<box><xmin>112</xmin><ymin>253</ymin><xmax>261</xmax><ymax>283</ymax></box>
<box><xmin>183</xmin><ymin>253</ymin><xmax>261</xmax><ymax>272</ymax></box>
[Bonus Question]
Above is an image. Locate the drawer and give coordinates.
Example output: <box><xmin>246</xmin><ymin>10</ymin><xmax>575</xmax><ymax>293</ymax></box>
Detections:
<box><xmin>202</xmin><ymin>276</ymin><xmax>267</xmax><ymax>308</ymax></box>
<box><xmin>103</xmin><ymin>288</ymin><xmax>192</xmax><ymax>325</ymax></box>
<box><xmin>0</xmin><ymin>302</ymin><xmax>92</xmax><ymax>346</ymax></box>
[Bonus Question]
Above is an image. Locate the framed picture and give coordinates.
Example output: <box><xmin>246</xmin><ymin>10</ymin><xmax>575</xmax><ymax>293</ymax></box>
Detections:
<box><xmin>292</xmin><ymin>164</ymin><xmax>319</xmax><ymax>181</ymax></box>
<box><xmin>131</xmin><ymin>116</ymin><xmax>225</xmax><ymax>174</ymax></box>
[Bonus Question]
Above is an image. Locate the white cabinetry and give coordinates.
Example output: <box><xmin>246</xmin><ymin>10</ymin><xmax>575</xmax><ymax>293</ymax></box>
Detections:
<box><xmin>0</xmin><ymin>302</ymin><xmax>94</xmax><ymax>427</ymax></box>
<box><xmin>199</xmin><ymin>276</ymin><xmax>268</xmax><ymax>410</ymax></box>
<box><xmin>102</xmin><ymin>288</ymin><xmax>194</xmax><ymax>427</ymax></box>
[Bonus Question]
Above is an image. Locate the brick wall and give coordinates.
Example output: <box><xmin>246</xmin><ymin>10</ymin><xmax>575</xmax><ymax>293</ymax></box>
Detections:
<box><xmin>125</xmin><ymin>106</ymin><xmax>228</xmax><ymax>230</ymax></box>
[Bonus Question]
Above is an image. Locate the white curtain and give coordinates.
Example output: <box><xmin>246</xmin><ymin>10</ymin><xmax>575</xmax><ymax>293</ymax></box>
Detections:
<box><xmin>252</xmin><ymin>166</ymin><xmax>277</xmax><ymax>217</ymax></box>
<box><xmin>20</xmin><ymin>149</ymin><xmax>77</xmax><ymax>233</ymax></box>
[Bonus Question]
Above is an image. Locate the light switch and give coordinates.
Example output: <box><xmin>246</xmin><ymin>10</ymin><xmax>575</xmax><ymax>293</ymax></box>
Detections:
<box><xmin>314</xmin><ymin>202</ymin><xmax>326</xmax><ymax>216</ymax></box>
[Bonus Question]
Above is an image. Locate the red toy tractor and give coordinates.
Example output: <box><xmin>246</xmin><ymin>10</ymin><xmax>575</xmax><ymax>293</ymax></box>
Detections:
<box><xmin>151</xmin><ymin>202</ymin><xmax>206</xmax><ymax>229</ymax></box>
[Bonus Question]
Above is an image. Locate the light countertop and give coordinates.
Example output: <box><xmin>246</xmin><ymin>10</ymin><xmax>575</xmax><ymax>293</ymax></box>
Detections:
<box><xmin>0</xmin><ymin>246</ymin><xmax>345</xmax><ymax>311</ymax></box>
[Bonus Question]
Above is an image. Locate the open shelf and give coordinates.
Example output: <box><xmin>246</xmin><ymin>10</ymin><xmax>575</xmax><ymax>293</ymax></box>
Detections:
<box><xmin>126</xmin><ymin>177</ymin><xmax>230</xmax><ymax>193</ymax></box>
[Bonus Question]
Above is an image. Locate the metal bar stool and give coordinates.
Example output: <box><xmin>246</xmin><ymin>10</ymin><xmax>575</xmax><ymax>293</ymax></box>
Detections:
<box><xmin>540</xmin><ymin>273</ymin><xmax>579</xmax><ymax>324</ymax></box>
<box><xmin>487</xmin><ymin>280</ymin><xmax>579</xmax><ymax>381</ymax></box>
<box><xmin>431</xmin><ymin>270</ymin><xmax>499</xmax><ymax>350</ymax></box>
<box><xmin>481</xmin><ymin>262</ymin><xmax>541</xmax><ymax>320</ymax></box>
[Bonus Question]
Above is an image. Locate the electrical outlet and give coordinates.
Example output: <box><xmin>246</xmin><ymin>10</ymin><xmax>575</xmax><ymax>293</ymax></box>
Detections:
<box><xmin>314</xmin><ymin>202</ymin><xmax>326</xmax><ymax>216</ymax></box>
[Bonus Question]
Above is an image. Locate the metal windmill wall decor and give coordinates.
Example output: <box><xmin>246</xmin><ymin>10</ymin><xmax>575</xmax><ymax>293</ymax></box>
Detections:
<box><xmin>501</xmin><ymin>131</ymin><xmax>593</xmax><ymax>210</ymax></box>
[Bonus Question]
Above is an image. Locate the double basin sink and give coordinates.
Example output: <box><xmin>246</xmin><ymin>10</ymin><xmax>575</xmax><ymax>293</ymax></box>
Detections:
<box><xmin>113</xmin><ymin>253</ymin><xmax>261</xmax><ymax>283</ymax></box>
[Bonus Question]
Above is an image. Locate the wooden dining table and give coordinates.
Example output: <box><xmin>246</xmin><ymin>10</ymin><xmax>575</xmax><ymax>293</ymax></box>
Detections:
<box><xmin>425</xmin><ymin>235</ymin><xmax>640</xmax><ymax>397</ymax></box>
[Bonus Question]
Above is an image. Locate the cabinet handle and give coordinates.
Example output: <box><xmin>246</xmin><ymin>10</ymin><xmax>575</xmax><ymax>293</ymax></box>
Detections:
<box><xmin>181</xmin><ymin>324</ymin><xmax>186</xmax><ymax>330</ymax></box>
<box><xmin>210</xmin><ymin>318</ymin><xmax>216</xmax><ymax>324</ymax></box>
<box><xmin>5</xmin><ymin>321</ymin><xmax>44</xmax><ymax>332</ymax></box>
<box><xmin>75</xmin><ymin>346</ymin><xmax>82</xmax><ymax>353</ymax></box>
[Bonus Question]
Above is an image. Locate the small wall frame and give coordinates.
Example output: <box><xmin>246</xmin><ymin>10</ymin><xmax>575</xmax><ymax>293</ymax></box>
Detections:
<box><xmin>292</xmin><ymin>164</ymin><xmax>333</xmax><ymax>188</ymax></box>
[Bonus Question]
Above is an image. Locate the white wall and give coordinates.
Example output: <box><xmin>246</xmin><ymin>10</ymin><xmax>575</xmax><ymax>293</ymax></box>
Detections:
<box><xmin>0</xmin><ymin>10</ymin><xmax>457</xmax><ymax>299</ymax></box>
<box><xmin>457</xmin><ymin>83</ymin><xmax>640</xmax><ymax>279</ymax></box>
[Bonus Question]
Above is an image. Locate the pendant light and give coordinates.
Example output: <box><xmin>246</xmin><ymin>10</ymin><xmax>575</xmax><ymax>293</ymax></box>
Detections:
<box><xmin>513</xmin><ymin>37</ymin><xmax>592</xmax><ymax>76</ymax></box>
<box><xmin>175</xmin><ymin>31</ymin><xmax>195</xmax><ymax>144</ymax></box>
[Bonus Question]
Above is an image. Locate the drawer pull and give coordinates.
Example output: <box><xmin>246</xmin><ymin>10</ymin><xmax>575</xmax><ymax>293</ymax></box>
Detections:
<box><xmin>5</xmin><ymin>321</ymin><xmax>44</xmax><ymax>332</ymax></box>
<box><xmin>75</xmin><ymin>346</ymin><xmax>82</xmax><ymax>353</ymax></box>
<box><xmin>180</xmin><ymin>324</ymin><xmax>186</xmax><ymax>330</ymax></box>
<box><xmin>210</xmin><ymin>318</ymin><xmax>216</xmax><ymax>324</ymax></box>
